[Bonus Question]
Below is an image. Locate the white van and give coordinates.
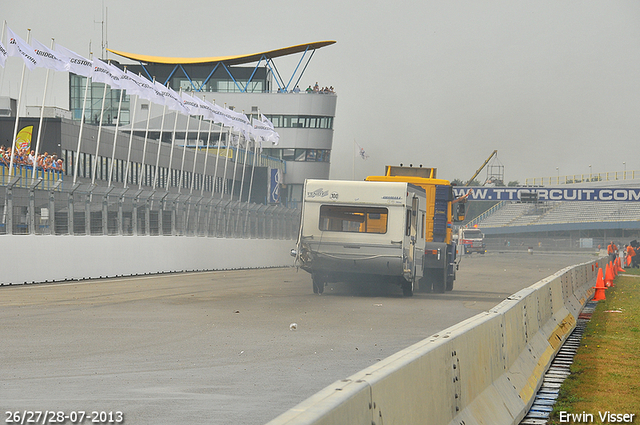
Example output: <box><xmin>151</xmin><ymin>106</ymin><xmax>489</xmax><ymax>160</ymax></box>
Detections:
<box><xmin>293</xmin><ymin>179</ymin><xmax>427</xmax><ymax>296</ymax></box>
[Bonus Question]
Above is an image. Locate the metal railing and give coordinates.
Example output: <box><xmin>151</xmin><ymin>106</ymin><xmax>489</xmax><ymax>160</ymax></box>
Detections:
<box><xmin>460</xmin><ymin>200</ymin><xmax>506</xmax><ymax>229</ymax></box>
<box><xmin>1</xmin><ymin>177</ymin><xmax>300</xmax><ymax>239</ymax></box>
<box><xmin>525</xmin><ymin>170</ymin><xmax>639</xmax><ymax>186</ymax></box>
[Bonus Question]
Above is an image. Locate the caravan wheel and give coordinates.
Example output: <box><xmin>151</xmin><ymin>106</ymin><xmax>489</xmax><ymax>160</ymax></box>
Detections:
<box><xmin>402</xmin><ymin>278</ymin><xmax>414</xmax><ymax>297</ymax></box>
<box><xmin>401</xmin><ymin>270</ymin><xmax>415</xmax><ymax>297</ymax></box>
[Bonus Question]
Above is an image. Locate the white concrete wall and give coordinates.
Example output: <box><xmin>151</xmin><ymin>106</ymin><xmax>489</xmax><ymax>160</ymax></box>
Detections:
<box><xmin>2</xmin><ymin>235</ymin><xmax>294</xmax><ymax>285</ymax></box>
<box><xmin>267</xmin><ymin>259</ymin><xmax>601</xmax><ymax>425</ymax></box>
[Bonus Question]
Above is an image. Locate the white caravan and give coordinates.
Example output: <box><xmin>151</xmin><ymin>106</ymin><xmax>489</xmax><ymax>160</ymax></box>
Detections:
<box><xmin>293</xmin><ymin>179</ymin><xmax>427</xmax><ymax>296</ymax></box>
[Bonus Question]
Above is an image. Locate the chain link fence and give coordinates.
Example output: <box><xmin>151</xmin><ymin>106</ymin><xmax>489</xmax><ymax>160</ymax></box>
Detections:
<box><xmin>1</xmin><ymin>178</ymin><xmax>300</xmax><ymax>240</ymax></box>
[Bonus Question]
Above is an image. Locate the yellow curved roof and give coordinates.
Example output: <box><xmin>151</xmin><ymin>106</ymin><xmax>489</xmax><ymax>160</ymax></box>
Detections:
<box><xmin>107</xmin><ymin>41</ymin><xmax>336</xmax><ymax>65</ymax></box>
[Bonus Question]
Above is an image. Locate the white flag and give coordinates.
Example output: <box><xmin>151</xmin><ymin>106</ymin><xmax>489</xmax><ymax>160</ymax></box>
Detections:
<box><xmin>131</xmin><ymin>72</ymin><xmax>164</xmax><ymax>105</ymax></box>
<box><xmin>197</xmin><ymin>98</ymin><xmax>216</xmax><ymax>122</ymax></box>
<box><xmin>55</xmin><ymin>44</ymin><xmax>92</xmax><ymax>77</ymax></box>
<box><xmin>6</xmin><ymin>27</ymin><xmax>39</xmax><ymax>71</ymax></box>
<box><xmin>0</xmin><ymin>39</ymin><xmax>7</xmax><ymax>68</ymax></box>
<box><xmin>92</xmin><ymin>58</ymin><xmax>121</xmax><ymax>88</ymax></box>
<box><xmin>258</xmin><ymin>114</ymin><xmax>279</xmax><ymax>145</ymax></box>
<box><xmin>228</xmin><ymin>109</ymin><xmax>251</xmax><ymax>139</ymax></box>
<box><xmin>251</xmin><ymin>120</ymin><xmax>274</xmax><ymax>139</ymax></box>
<box><xmin>31</xmin><ymin>38</ymin><xmax>68</xmax><ymax>72</ymax></box>
<box><xmin>210</xmin><ymin>102</ymin><xmax>233</xmax><ymax>127</ymax></box>
<box><xmin>181</xmin><ymin>92</ymin><xmax>201</xmax><ymax>116</ymax></box>
<box><xmin>110</xmin><ymin>66</ymin><xmax>150</xmax><ymax>99</ymax></box>
<box><xmin>154</xmin><ymin>81</ymin><xmax>187</xmax><ymax>114</ymax></box>
<box><xmin>260</xmin><ymin>113</ymin><xmax>275</xmax><ymax>130</ymax></box>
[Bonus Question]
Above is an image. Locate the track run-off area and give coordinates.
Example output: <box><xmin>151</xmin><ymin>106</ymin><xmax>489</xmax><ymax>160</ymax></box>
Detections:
<box><xmin>0</xmin><ymin>251</ymin><xmax>596</xmax><ymax>424</ymax></box>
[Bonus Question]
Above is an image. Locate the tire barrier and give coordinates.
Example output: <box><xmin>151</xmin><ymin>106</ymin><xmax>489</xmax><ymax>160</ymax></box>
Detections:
<box><xmin>267</xmin><ymin>259</ymin><xmax>600</xmax><ymax>425</ymax></box>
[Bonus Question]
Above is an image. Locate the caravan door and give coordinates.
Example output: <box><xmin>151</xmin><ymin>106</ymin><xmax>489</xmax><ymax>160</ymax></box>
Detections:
<box><xmin>404</xmin><ymin>195</ymin><xmax>419</xmax><ymax>281</ymax></box>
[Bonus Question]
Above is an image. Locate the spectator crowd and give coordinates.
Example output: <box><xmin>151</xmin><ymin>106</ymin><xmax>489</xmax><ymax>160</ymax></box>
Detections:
<box><xmin>277</xmin><ymin>82</ymin><xmax>335</xmax><ymax>94</ymax></box>
<box><xmin>306</xmin><ymin>82</ymin><xmax>335</xmax><ymax>93</ymax></box>
<box><xmin>0</xmin><ymin>146</ymin><xmax>64</xmax><ymax>171</ymax></box>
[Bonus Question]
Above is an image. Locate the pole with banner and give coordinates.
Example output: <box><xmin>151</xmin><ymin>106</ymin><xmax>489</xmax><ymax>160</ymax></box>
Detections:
<box><xmin>7</xmin><ymin>28</ymin><xmax>36</xmax><ymax>176</ymax></box>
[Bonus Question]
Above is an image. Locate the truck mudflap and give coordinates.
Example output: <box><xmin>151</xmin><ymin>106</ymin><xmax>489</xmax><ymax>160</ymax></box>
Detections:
<box><xmin>423</xmin><ymin>242</ymin><xmax>448</xmax><ymax>268</ymax></box>
<box><xmin>421</xmin><ymin>242</ymin><xmax>457</xmax><ymax>293</ymax></box>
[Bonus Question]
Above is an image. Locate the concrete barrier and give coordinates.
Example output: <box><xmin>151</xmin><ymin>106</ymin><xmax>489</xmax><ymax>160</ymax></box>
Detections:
<box><xmin>267</xmin><ymin>259</ymin><xmax>601</xmax><ymax>425</ymax></box>
<box><xmin>2</xmin><ymin>235</ymin><xmax>294</xmax><ymax>285</ymax></box>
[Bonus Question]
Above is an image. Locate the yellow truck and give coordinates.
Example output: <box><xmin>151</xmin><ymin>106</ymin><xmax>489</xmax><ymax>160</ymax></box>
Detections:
<box><xmin>365</xmin><ymin>165</ymin><xmax>467</xmax><ymax>293</ymax></box>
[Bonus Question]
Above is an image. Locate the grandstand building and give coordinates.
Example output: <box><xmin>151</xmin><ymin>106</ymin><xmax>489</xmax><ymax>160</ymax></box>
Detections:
<box><xmin>465</xmin><ymin>179</ymin><xmax>640</xmax><ymax>249</ymax></box>
<box><xmin>1</xmin><ymin>41</ymin><xmax>337</xmax><ymax>207</ymax></box>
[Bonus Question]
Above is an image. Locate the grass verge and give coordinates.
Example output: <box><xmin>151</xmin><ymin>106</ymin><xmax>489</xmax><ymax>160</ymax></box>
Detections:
<box><xmin>548</xmin><ymin>266</ymin><xmax>640</xmax><ymax>423</ymax></box>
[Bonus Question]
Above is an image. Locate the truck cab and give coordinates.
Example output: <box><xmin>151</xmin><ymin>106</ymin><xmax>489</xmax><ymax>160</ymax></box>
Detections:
<box><xmin>456</xmin><ymin>228</ymin><xmax>486</xmax><ymax>254</ymax></box>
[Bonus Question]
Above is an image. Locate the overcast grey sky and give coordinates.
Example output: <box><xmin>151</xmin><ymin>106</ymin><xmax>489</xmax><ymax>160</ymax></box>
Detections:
<box><xmin>2</xmin><ymin>1</ymin><xmax>640</xmax><ymax>183</ymax></box>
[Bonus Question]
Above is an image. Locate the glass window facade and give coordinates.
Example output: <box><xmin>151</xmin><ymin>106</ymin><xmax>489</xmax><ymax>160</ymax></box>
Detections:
<box><xmin>264</xmin><ymin>148</ymin><xmax>330</xmax><ymax>163</ymax></box>
<box><xmin>69</xmin><ymin>75</ymin><xmax>130</xmax><ymax>125</ymax></box>
<box><xmin>264</xmin><ymin>115</ymin><xmax>333</xmax><ymax>130</ymax></box>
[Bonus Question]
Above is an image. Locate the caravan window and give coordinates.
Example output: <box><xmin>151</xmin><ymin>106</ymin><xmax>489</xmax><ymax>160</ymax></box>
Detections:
<box><xmin>319</xmin><ymin>205</ymin><xmax>388</xmax><ymax>234</ymax></box>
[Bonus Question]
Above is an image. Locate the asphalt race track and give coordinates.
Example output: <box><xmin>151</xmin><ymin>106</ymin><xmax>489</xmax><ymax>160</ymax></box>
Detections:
<box><xmin>0</xmin><ymin>251</ymin><xmax>596</xmax><ymax>424</ymax></box>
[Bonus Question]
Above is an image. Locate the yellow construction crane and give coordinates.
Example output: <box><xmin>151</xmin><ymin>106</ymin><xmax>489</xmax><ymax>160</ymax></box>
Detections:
<box><xmin>466</xmin><ymin>150</ymin><xmax>498</xmax><ymax>186</ymax></box>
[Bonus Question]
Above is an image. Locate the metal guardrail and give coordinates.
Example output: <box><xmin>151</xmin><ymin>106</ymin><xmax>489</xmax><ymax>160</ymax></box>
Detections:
<box><xmin>525</xmin><ymin>170</ymin><xmax>639</xmax><ymax>186</ymax></box>
<box><xmin>461</xmin><ymin>200</ymin><xmax>506</xmax><ymax>229</ymax></box>
<box><xmin>0</xmin><ymin>178</ymin><xmax>299</xmax><ymax>239</ymax></box>
<box><xmin>0</xmin><ymin>164</ymin><xmax>64</xmax><ymax>190</ymax></box>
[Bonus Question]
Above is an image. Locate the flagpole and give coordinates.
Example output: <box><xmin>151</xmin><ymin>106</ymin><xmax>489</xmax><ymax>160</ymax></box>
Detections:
<box><xmin>138</xmin><ymin>76</ymin><xmax>156</xmax><ymax>190</ymax></box>
<box><xmin>177</xmin><ymin>112</ymin><xmax>191</xmax><ymax>193</ymax></box>
<box><xmin>122</xmin><ymin>93</ymin><xmax>138</xmax><ymax>188</ymax></box>
<box><xmin>167</xmin><ymin>92</ymin><xmax>181</xmax><ymax>189</ymax></box>
<box><xmin>237</xmin><ymin>112</ymin><xmax>249</xmax><ymax>202</ymax></box>
<box><xmin>211</xmin><ymin>102</ymin><xmax>225</xmax><ymax>197</ymax></box>
<box><xmin>220</xmin><ymin>105</ymin><xmax>231</xmax><ymax>199</ymax></box>
<box><xmin>200</xmin><ymin>118</ymin><xmax>214</xmax><ymax>197</ymax></box>
<box><xmin>189</xmin><ymin>113</ymin><xmax>203</xmax><ymax>195</ymax></box>
<box><xmin>247</xmin><ymin>136</ymin><xmax>259</xmax><ymax>205</ymax></box>
<box><xmin>31</xmin><ymin>38</ymin><xmax>54</xmax><ymax>184</ymax></box>
<box><xmin>243</xmin><ymin>134</ymin><xmax>259</xmax><ymax>234</ymax></box>
<box><xmin>91</xmin><ymin>78</ymin><xmax>109</xmax><ymax>185</ymax></box>
<box><xmin>152</xmin><ymin>102</ymin><xmax>168</xmax><ymax>191</ymax></box>
<box><xmin>106</xmin><ymin>69</ymin><xmax>126</xmax><ymax>187</ymax></box>
<box><xmin>73</xmin><ymin>53</ymin><xmax>92</xmax><ymax>185</ymax></box>
<box><xmin>229</xmin><ymin>131</ymin><xmax>241</xmax><ymax>201</ymax></box>
<box><xmin>8</xmin><ymin>29</ymin><xmax>31</xmax><ymax>177</ymax></box>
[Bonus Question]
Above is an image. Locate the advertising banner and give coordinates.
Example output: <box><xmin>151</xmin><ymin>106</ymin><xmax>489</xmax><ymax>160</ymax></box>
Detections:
<box><xmin>453</xmin><ymin>187</ymin><xmax>640</xmax><ymax>202</ymax></box>
<box><xmin>268</xmin><ymin>168</ymin><xmax>281</xmax><ymax>204</ymax></box>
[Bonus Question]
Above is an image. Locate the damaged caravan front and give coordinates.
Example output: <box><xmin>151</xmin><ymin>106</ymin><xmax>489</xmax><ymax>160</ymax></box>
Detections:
<box><xmin>294</xmin><ymin>179</ymin><xmax>427</xmax><ymax>296</ymax></box>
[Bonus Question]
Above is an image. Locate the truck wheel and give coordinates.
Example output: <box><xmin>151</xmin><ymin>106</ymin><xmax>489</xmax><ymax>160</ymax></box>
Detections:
<box><xmin>417</xmin><ymin>276</ymin><xmax>431</xmax><ymax>293</ymax></box>
<box><xmin>432</xmin><ymin>269</ymin><xmax>446</xmax><ymax>293</ymax></box>
<box><xmin>312</xmin><ymin>274</ymin><xmax>324</xmax><ymax>295</ymax></box>
<box><xmin>445</xmin><ymin>275</ymin><xmax>454</xmax><ymax>291</ymax></box>
<box><xmin>402</xmin><ymin>278</ymin><xmax>414</xmax><ymax>297</ymax></box>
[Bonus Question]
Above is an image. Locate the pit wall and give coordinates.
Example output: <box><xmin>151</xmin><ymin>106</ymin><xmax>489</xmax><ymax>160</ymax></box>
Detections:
<box><xmin>2</xmin><ymin>235</ymin><xmax>294</xmax><ymax>285</ymax></box>
<box><xmin>267</xmin><ymin>258</ymin><xmax>600</xmax><ymax>425</ymax></box>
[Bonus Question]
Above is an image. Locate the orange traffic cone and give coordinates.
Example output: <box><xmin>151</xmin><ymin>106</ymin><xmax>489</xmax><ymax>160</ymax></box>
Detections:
<box><xmin>612</xmin><ymin>260</ymin><xmax>618</xmax><ymax>278</ymax></box>
<box><xmin>627</xmin><ymin>255</ymin><xmax>632</xmax><ymax>267</ymax></box>
<box><xmin>605</xmin><ymin>262</ymin><xmax>614</xmax><ymax>287</ymax></box>
<box><xmin>593</xmin><ymin>267</ymin><xmax>606</xmax><ymax>301</ymax></box>
<box><xmin>617</xmin><ymin>257</ymin><xmax>625</xmax><ymax>273</ymax></box>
